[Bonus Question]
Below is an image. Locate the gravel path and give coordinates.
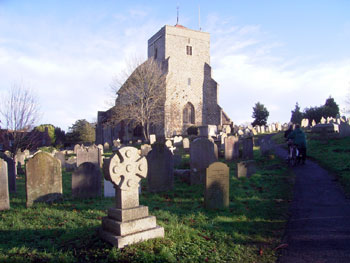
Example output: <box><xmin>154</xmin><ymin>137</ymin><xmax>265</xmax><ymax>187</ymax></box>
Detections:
<box><xmin>274</xmin><ymin>144</ymin><xmax>350</xmax><ymax>263</ymax></box>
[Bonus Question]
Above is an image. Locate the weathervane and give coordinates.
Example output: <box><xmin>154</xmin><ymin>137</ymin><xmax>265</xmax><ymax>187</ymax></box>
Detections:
<box><xmin>176</xmin><ymin>4</ymin><xmax>179</xmax><ymax>25</ymax></box>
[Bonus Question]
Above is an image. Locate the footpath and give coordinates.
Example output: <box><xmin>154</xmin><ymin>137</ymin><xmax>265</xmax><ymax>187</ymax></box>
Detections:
<box><xmin>273</xmin><ymin>143</ymin><xmax>350</xmax><ymax>262</ymax></box>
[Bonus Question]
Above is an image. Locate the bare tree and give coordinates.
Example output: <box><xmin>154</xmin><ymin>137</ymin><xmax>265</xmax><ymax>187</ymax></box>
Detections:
<box><xmin>109</xmin><ymin>58</ymin><xmax>167</xmax><ymax>140</ymax></box>
<box><xmin>0</xmin><ymin>82</ymin><xmax>40</xmax><ymax>157</ymax></box>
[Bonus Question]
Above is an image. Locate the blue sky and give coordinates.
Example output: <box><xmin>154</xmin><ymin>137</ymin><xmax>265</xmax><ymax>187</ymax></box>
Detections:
<box><xmin>0</xmin><ymin>0</ymin><xmax>349</xmax><ymax>131</ymax></box>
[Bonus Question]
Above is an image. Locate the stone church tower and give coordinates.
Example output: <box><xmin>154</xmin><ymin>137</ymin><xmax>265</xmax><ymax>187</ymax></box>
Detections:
<box><xmin>96</xmin><ymin>24</ymin><xmax>230</xmax><ymax>144</ymax></box>
<box><xmin>148</xmin><ymin>24</ymin><xmax>229</xmax><ymax>137</ymax></box>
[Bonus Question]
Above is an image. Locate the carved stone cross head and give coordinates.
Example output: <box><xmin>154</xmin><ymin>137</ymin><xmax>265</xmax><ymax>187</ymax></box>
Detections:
<box><xmin>104</xmin><ymin>146</ymin><xmax>148</xmax><ymax>190</ymax></box>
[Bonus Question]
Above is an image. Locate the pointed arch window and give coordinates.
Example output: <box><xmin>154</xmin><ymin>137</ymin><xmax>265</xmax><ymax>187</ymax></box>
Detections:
<box><xmin>183</xmin><ymin>102</ymin><xmax>195</xmax><ymax>124</ymax></box>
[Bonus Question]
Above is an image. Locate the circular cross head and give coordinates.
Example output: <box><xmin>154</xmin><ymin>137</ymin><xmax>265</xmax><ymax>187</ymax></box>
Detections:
<box><xmin>107</xmin><ymin>146</ymin><xmax>148</xmax><ymax>190</ymax></box>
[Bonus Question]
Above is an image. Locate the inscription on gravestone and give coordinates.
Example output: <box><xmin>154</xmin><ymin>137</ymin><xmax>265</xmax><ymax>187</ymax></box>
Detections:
<box><xmin>205</xmin><ymin>162</ymin><xmax>229</xmax><ymax>210</ymax></box>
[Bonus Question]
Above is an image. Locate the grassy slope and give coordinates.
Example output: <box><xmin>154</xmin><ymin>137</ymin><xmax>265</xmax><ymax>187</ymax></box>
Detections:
<box><xmin>307</xmin><ymin>135</ymin><xmax>350</xmax><ymax>196</ymax></box>
<box><xmin>0</xmin><ymin>148</ymin><xmax>293</xmax><ymax>263</ymax></box>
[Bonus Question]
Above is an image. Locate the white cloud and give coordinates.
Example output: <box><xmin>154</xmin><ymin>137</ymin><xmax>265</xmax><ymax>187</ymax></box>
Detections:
<box><xmin>208</xmin><ymin>17</ymin><xmax>350</xmax><ymax>124</ymax></box>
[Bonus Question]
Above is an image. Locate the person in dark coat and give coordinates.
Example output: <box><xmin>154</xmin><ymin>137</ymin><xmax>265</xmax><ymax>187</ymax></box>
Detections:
<box><xmin>287</xmin><ymin>124</ymin><xmax>307</xmax><ymax>164</ymax></box>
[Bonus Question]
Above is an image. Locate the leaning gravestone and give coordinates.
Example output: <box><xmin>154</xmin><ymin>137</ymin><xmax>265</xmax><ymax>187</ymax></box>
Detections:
<box><xmin>26</xmin><ymin>152</ymin><xmax>62</xmax><ymax>207</ymax></box>
<box><xmin>54</xmin><ymin>152</ymin><xmax>66</xmax><ymax>168</ymax></box>
<box><xmin>146</xmin><ymin>144</ymin><xmax>174</xmax><ymax>192</ymax></box>
<box><xmin>205</xmin><ymin>162</ymin><xmax>229</xmax><ymax>210</ymax></box>
<box><xmin>100</xmin><ymin>146</ymin><xmax>164</xmax><ymax>248</ymax></box>
<box><xmin>237</xmin><ymin>160</ymin><xmax>256</xmax><ymax>178</ymax></box>
<box><xmin>0</xmin><ymin>158</ymin><xmax>10</xmax><ymax>210</ymax></box>
<box><xmin>76</xmin><ymin>145</ymin><xmax>100</xmax><ymax>167</ymax></box>
<box><xmin>190</xmin><ymin>137</ymin><xmax>218</xmax><ymax>185</ymax></box>
<box><xmin>0</xmin><ymin>153</ymin><xmax>16</xmax><ymax>193</ymax></box>
<box><xmin>224</xmin><ymin>136</ymin><xmax>239</xmax><ymax>161</ymax></box>
<box><xmin>72</xmin><ymin>162</ymin><xmax>101</xmax><ymax>198</ymax></box>
<box><xmin>242</xmin><ymin>137</ymin><xmax>254</xmax><ymax>159</ymax></box>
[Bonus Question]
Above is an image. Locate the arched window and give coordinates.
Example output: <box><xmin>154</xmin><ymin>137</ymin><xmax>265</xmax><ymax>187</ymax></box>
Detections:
<box><xmin>183</xmin><ymin>102</ymin><xmax>195</xmax><ymax>124</ymax></box>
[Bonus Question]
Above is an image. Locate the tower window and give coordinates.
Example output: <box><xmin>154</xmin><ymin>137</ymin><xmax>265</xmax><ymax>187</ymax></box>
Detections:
<box><xmin>183</xmin><ymin>102</ymin><xmax>195</xmax><ymax>124</ymax></box>
<box><xmin>154</xmin><ymin>48</ymin><xmax>158</xmax><ymax>59</ymax></box>
<box><xmin>188</xmin><ymin>78</ymin><xmax>191</xmax><ymax>86</ymax></box>
<box><xmin>186</xmin><ymin>46</ymin><xmax>192</xmax><ymax>56</ymax></box>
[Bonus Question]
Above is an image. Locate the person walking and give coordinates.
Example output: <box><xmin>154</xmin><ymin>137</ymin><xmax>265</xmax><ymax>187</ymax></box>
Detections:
<box><xmin>287</xmin><ymin>124</ymin><xmax>307</xmax><ymax>164</ymax></box>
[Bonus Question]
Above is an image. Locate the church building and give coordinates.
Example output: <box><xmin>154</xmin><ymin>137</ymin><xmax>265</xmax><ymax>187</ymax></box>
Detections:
<box><xmin>96</xmin><ymin>24</ymin><xmax>230</xmax><ymax>144</ymax></box>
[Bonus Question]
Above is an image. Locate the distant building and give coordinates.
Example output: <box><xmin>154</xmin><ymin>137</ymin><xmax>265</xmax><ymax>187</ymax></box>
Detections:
<box><xmin>96</xmin><ymin>24</ymin><xmax>230</xmax><ymax>144</ymax></box>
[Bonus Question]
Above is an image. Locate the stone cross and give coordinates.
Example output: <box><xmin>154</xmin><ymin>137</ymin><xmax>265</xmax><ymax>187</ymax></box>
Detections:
<box><xmin>100</xmin><ymin>146</ymin><xmax>164</xmax><ymax>248</ymax></box>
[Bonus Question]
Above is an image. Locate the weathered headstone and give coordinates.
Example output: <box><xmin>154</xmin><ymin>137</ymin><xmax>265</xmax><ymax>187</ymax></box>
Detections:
<box><xmin>0</xmin><ymin>153</ymin><xmax>16</xmax><ymax>193</ymax></box>
<box><xmin>54</xmin><ymin>152</ymin><xmax>66</xmax><ymax>168</ymax></box>
<box><xmin>100</xmin><ymin>147</ymin><xmax>164</xmax><ymax>248</ymax></box>
<box><xmin>25</xmin><ymin>152</ymin><xmax>62</xmax><ymax>207</ymax></box>
<box><xmin>149</xmin><ymin>134</ymin><xmax>156</xmax><ymax>145</ymax></box>
<box><xmin>0</xmin><ymin>158</ymin><xmax>10</xmax><ymax>210</ymax></box>
<box><xmin>72</xmin><ymin>162</ymin><xmax>102</xmax><ymax>198</ymax></box>
<box><xmin>242</xmin><ymin>137</ymin><xmax>254</xmax><ymax>159</ymax></box>
<box><xmin>205</xmin><ymin>162</ymin><xmax>229</xmax><ymax>210</ymax></box>
<box><xmin>237</xmin><ymin>160</ymin><xmax>256</xmax><ymax>178</ymax></box>
<box><xmin>224</xmin><ymin>136</ymin><xmax>239</xmax><ymax>161</ymax></box>
<box><xmin>140</xmin><ymin>144</ymin><xmax>152</xmax><ymax>157</ymax></box>
<box><xmin>146</xmin><ymin>144</ymin><xmax>174</xmax><ymax>192</ymax></box>
<box><xmin>190</xmin><ymin>137</ymin><xmax>218</xmax><ymax>185</ymax></box>
<box><xmin>76</xmin><ymin>145</ymin><xmax>100</xmax><ymax>167</ymax></box>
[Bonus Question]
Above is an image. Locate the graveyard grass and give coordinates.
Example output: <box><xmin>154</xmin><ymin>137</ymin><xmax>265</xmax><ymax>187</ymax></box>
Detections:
<box><xmin>307</xmin><ymin>134</ymin><xmax>350</xmax><ymax>196</ymax></box>
<box><xmin>0</xmin><ymin>147</ymin><xmax>294</xmax><ymax>262</ymax></box>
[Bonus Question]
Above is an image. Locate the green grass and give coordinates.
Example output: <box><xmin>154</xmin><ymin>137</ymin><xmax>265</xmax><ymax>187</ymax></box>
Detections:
<box><xmin>307</xmin><ymin>135</ymin><xmax>350</xmax><ymax>196</ymax></box>
<box><xmin>0</xmin><ymin>148</ymin><xmax>294</xmax><ymax>263</ymax></box>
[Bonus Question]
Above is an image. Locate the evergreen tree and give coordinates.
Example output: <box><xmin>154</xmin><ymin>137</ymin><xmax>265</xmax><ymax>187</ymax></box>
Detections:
<box><xmin>35</xmin><ymin>124</ymin><xmax>55</xmax><ymax>145</ymax></box>
<box><xmin>251</xmin><ymin>102</ymin><xmax>269</xmax><ymax>126</ymax></box>
<box><xmin>290</xmin><ymin>102</ymin><xmax>303</xmax><ymax>124</ymax></box>
<box><xmin>66</xmin><ymin>119</ymin><xmax>95</xmax><ymax>145</ymax></box>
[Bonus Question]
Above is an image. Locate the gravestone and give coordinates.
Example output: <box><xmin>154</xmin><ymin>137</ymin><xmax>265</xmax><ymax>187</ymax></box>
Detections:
<box><xmin>104</xmin><ymin>179</ymin><xmax>115</xmax><ymax>197</ymax></box>
<box><xmin>149</xmin><ymin>134</ymin><xmax>156</xmax><ymax>145</ymax></box>
<box><xmin>16</xmin><ymin>151</ymin><xmax>26</xmax><ymax>166</ymax></box>
<box><xmin>100</xmin><ymin>146</ymin><xmax>164</xmax><ymax>248</ymax></box>
<box><xmin>242</xmin><ymin>137</ymin><xmax>254</xmax><ymax>159</ymax></box>
<box><xmin>146</xmin><ymin>144</ymin><xmax>174</xmax><ymax>192</ymax></box>
<box><xmin>173</xmin><ymin>136</ymin><xmax>183</xmax><ymax>147</ymax></box>
<box><xmin>76</xmin><ymin>145</ymin><xmax>100</xmax><ymax>167</ymax></box>
<box><xmin>260</xmin><ymin>138</ymin><xmax>272</xmax><ymax>156</ymax></box>
<box><xmin>65</xmin><ymin>156</ymin><xmax>76</xmax><ymax>172</ymax></box>
<box><xmin>320</xmin><ymin>117</ymin><xmax>326</xmax><ymax>124</ymax></box>
<box><xmin>97</xmin><ymin>144</ymin><xmax>104</xmax><ymax>155</ymax></box>
<box><xmin>190</xmin><ymin>137</ymin><xmax>218</xmax><ymax>185</ymax></box>
<box><xmin>0</xmin><ymin>153</ymin><xmax>16</xmax><ymax>193</ymax></box>
<box><xmin>74</xmin><ymin>144</ymin><xmax>82</xmax><ymax>154</ymax></box>
<box><xmin>72</xmin><ymin>162</ymin><xmax>101</xmax><ymax>198</ymax></box>
<box><xmin>260</xmin><ymin>126</ymin><xmax>265</xmax><ymax>133</ymax></box>
<box><xmin>165</xmin><ymin>140</ymin><xmax>172</xmax><ymax>148</ymax></box>
<box><xmin>54</xmin><ymin>152</ymin><xmax>66</xmax><ymax>168</ymax></box>
<box><xmin>104</xmin><ymin>142</ymin><xmax>110</xmax><ymax>151</ymax></box>
<box><xmin>182</xmin><ymin>138</ymin><xmax>190</xmax><ymax>152</ymax></box>
<box><xmin>140</xmin><ymin>144</ymin><xmax>152</xmax><ymax>157</ymax></box>
<box><xmin>205</xmin><ymin>162</ymin><xmax>229</xmax><ymax>210</ymax></box>
<box><xmin>0</xmin><ymin>158</ymin><xmax>10</xmax><ymax>210</ymax></box>
<box><xmin>26</xmin><ymin>152</ymin><xmax>62</xmax><ymax>207</ymax></box>
<box><xmin>311</xmin><ymin>120</ymin><xmax>316</xmax><ymax>126</ymax></box>
<box><xmin>224</xmin><ymin>136</ymin><xmax>239</xmax><ymax>161</ymax></box>
<box><xmin>237</xmin><ymin>160</ymin><xmax>256</xmax><ymax>178</ymax></box>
